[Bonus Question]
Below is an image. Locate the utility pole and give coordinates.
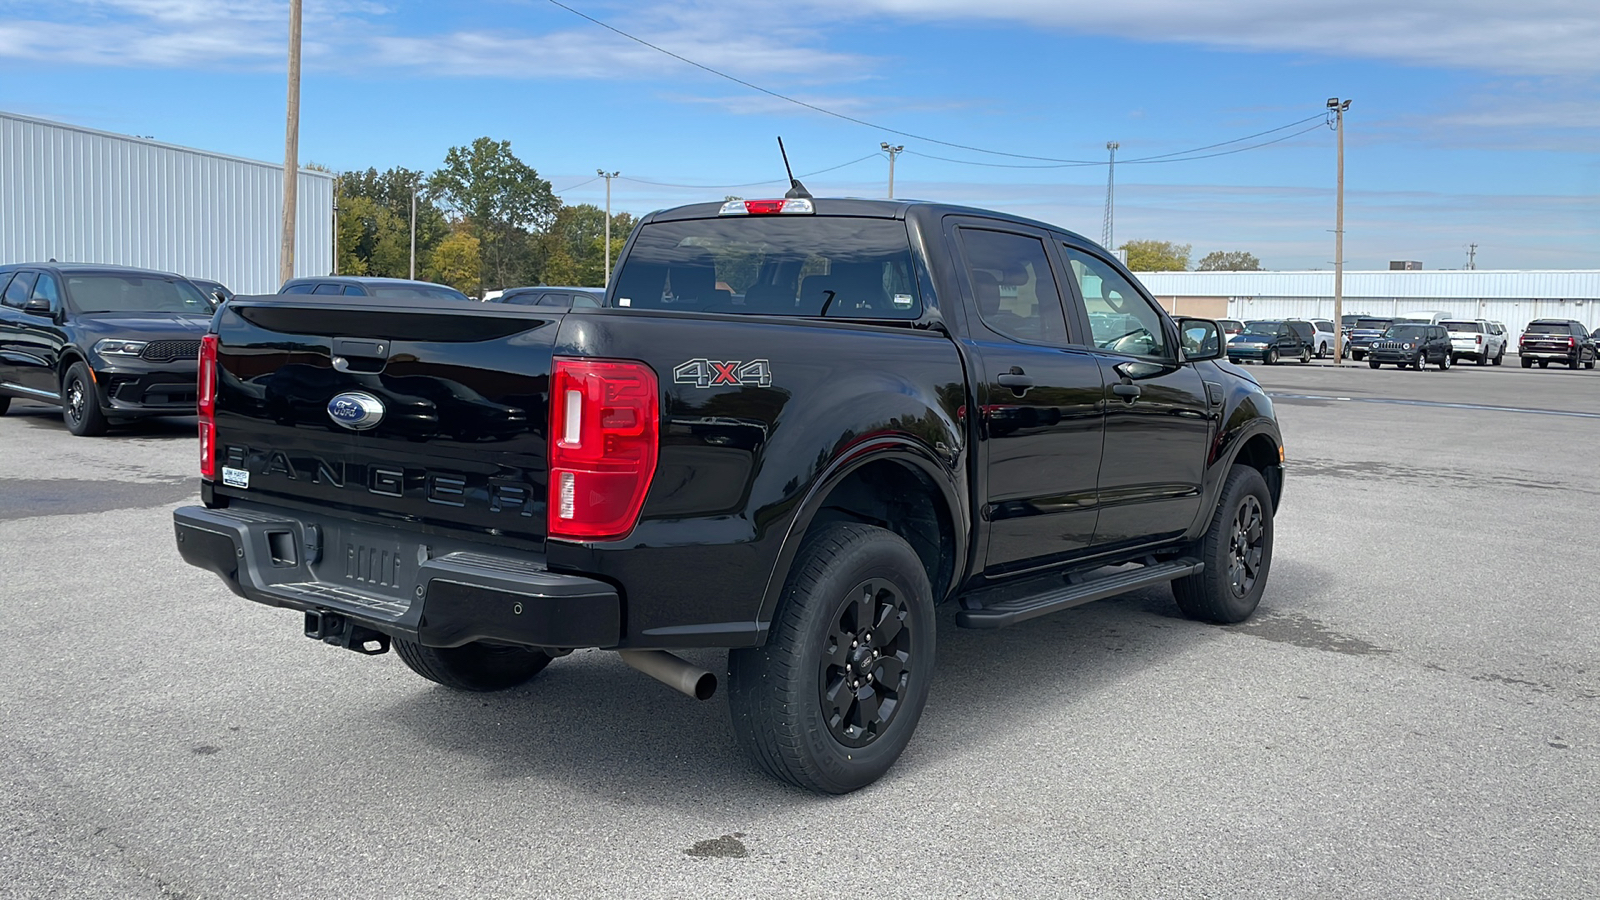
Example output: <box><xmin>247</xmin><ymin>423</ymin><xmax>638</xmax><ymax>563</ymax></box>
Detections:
<box><xmin>598</xmin><ymin>169</ymin><xmax>619</xmax><ymax>286</ymax></box>
<box><xmin>278</xmin><ymin>0</ymin><xmax>302</xmax><ymax>288</ymax></box>
<box><xmin>1328</xmin><ymin>98</ymin><xmax>1351</xmax><ymax>362</ymax></box>
<box><xmin>880</xmin><ymin>143</ymin><xmax>904</xmax><ymax>199</ymax></box>
<box><xmin>331</xmin><ymin>174</ymin><xmax>339</xmax><ymax>275</ymax></box>
<box><xmin>1467</xmin><ymin>243</ymin><xmax>1477</xmax><ymax>270</ymax></box>
<box><xmin>1102</xmin><ymin>141</ymin><xmax>1119</xmax><ymax>250</ymax></box>
<box><xmin>409</xmin><ymin>178</ymin><xmax>418</xmax><ymax>280</ymax></box>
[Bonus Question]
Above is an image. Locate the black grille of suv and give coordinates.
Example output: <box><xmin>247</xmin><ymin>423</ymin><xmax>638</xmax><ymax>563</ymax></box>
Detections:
<box><xmin>140</xmin><ymin>340</ymin><xmax>201</xmax><ymax>363</ymax></box>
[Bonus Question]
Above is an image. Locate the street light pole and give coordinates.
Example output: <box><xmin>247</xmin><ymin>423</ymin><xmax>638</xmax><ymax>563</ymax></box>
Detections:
<box><xmin>880</xmin><ymin>142</ymin><xmax>903</xmax><ymax>199</ymax></box>
<box><xmin>598</xmin><ymin>169</ymin><xmax>619</xmax><ymax>286</ymax></box>
<box><xmin>1328</xmin><ymin>97</ymin><xmax>1351</xmax><ymax>363</ymax></box>
<box><xmin>278</xmin><ymin>0</ymin><xmax>302</xmax><ymax>288</ymax></box>
<box><xmin>409</xmin><ymin>180</ymin><xmax>418</xmax><ymax>280</ymax></box>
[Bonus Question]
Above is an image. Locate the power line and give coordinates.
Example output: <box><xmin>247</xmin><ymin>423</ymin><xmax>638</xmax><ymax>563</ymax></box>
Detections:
<box><xmin>545</xmin><ymin>0</ymin><xmax>1321</xmax><ymax>166</ymax></box>
<box><xmin>552</xmin><ymin>175</ymin><xmax>602</xmax><ymax>193</ymax></box>
<box><xmin>612</xmin><ymin>153</ymin><xmax>879</xmax><ymax>190</ymax></box>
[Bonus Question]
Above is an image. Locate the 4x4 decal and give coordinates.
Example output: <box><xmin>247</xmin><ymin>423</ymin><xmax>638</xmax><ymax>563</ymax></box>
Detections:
<box><xmin>673</xmin><ymin>358</ymin><xmax>773</xmax><ymax>388</ymax></box>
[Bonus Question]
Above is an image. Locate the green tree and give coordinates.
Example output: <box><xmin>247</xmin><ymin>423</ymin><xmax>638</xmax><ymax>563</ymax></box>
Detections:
<box><xmin>429</xmin><ymin>138</ymin><xmax>557</xmax><ymax>291</ymax></box>
<box><xmin>1196</xmin><ymin>250</ymin><xmax>1262</xmax><ymax>271</ymax></box>
<box><xmin>424</xmin><ymin>227</ymin><xmax>483</xmax><ymax>296</ymax></box>
<box><xmin>1120</xmin><ymin>240</ymin><xmax>1191</xmax><ymax>272</ymax></box>
<box><xmin>335</xmin><ymin>167</ymin><xmax>448</xmax><ymax>280</ymax></box>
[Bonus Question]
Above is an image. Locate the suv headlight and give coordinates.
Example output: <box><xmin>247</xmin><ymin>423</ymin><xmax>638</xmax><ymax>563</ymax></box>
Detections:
<box><xmin>95</xmin><ymin>339</ymin><xmax>148</xmax><ymax>357</ymax></box>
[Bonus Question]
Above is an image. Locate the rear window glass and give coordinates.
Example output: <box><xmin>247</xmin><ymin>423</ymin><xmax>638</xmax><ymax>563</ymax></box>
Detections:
<box><xmin>1384</xmin><ymin>325</ymin><xmax>1427</xmax><ymax>339</ymax></box>
<box><xmin>1525</xmin><ymin>321</ymin><xmax>1569</xmax><ymax>334</ymax></box>
<box><xmin>66</xmin><ymin>273</ymin><xmax>210</xmax><ymax>313</ymax></box>
<box><xmin>365</xmin><ymin>284</ymin><xmax>471</xmax><ymax>303</ymax></box>
<box><xmin>1443</xmin><ymin>321</ymin><xmax>1482</xmax><ymax>332</ymax></box>
<box><xmin>611</xmin><ymin>217</ymin><xmax>920</xmax><ymax>319</ymax></box>
<box><xmin>1356</xmin><ymin>318</ymin><xmax>1391</xmax><ymax>329</ymax></box>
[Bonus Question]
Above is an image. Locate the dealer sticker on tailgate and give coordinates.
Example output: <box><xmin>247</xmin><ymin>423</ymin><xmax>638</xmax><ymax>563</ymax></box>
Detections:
<box><xmin>222</xmin><ymin>467</ymin><xmax>250</xmax><ymax>489</ymax></box>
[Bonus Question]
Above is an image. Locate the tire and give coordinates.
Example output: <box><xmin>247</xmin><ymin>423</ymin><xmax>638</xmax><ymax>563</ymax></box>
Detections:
<box><xmin>0</xmin><ymin>395</ymin><xmax>10</xmax><ymax>416</ymax></box>
<box><xmin>393</xmin><ymin>638</ymin><xmax>551</xmax><ymax>692</ymax></box>
<box><xmin>1369</xmin><ymin>360</ymin><xmax>1381</xmax><ymax>369</ymax></box>
<box><xmin>1569</xmin><ymin>355</ymin><xmax>1581</xmax><ymax>370</ymax></box>
<box><xmin>1439</xmin><ymin>352</ymin><xmax>1451</xmax><ymax>371</ymax></box>
<box><xmin>1352</xmin><ymin>351</ymin><xmax>1365</xmax><ymax>361</ymax></box>
<box><xmin>1266</xmin><ymin>348</ymin><xmax>1279</xmax><ymax>365</ymax></box>
<box><xmin>1299</xmin><ymin>346</ymin><xmax>1311</xmax><ymax>364</ymax></box>
<box><xmin>61</xmin><ymin>362</ymin><xmax>109</xmax><ymax>436</ymax></box>
<box><xmin>1173</xmin><ymin>465</ymin><xmax>1274</xmax><ymax>624</ymax></box>
<box><xmin>1494</xmin><ymin>347</ymin><xmax>1504</xmax><ymax>365</ymax></box>
<box><xmin>1522</xmin><ymin>357</ymin><xmax>1533</xmax><ymax>368</ymax></box>
<box><xmin>1316</xmin><ymin>343</ymin><xmax>1328</xmax><ymax>359</ymax></box>
<box><xmin>1475</xmin><ymin>352</ymin><xmax>1487</xmax><ymax>366</ymax></box>
<box><xmin>1540</xmin><ymin>360</ymin><xmax>1549</xmax><ymax>368</ymax></box>
<box><xmin>728</xmin><ymin>523</ymin><xmax>935</xmax><ymax>794</ymax></box>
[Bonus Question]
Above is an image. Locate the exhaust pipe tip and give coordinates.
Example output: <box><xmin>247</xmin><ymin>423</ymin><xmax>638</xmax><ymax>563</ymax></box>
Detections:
<box><xmin>618</xmin><ymin>649</ymin><xmax>718</xmax><ymax>701</ymax></box>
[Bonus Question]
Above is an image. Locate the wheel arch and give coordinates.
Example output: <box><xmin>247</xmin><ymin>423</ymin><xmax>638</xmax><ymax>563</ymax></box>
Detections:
<box><xmin>755</xmin><ymin>441</ymin><xmax>966</xmax><ymax>635</ymax></box>
<box><xmin>1227</xmin><ymin>429</ymin><xmax>1284</xmax><ymax>512</ymax></box>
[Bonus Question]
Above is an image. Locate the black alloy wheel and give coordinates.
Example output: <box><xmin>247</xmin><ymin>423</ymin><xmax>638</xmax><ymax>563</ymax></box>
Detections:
<box><xmin>61</xmin><ymin>362</ymin><xmax>109</xmax><ymax>436</ymax></box>
<box><xmin>819</xmin><ymin>578</ymin><xmax>913</xmax><ymax>748</ymax></box>
<box><xmin>1225</xmin><ymin>494</ymin><xmax>1267</xmax><ymax>599</ymax></box>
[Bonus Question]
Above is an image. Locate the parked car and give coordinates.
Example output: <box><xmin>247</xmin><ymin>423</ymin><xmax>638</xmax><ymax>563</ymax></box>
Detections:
<box><xmin>0</xmin><ymin>263</ymin><xmax>213</xmax><ymax>434</ymax></box>
<box><xmin>279</xmin><ymin>276</ymin><xmax>472</xmax><ymax>304</ymax></box>
<box><xmin>1343</xmin><ymin>316</ymin><xmax>1395</xmax><ymax>361</ymax></box>
<box><xmin>1216</xmin><ymin>318</ymin><xmax>1245</xmax><ymax>337</ymax></box>
<box><xmin>1230</xmin><ymin>320</ymin><xmax>1312</xmax><ymax>364</ymax></box>
<box><xmin>487</xmin><ymin>286</ymin><xmax>604</xmax><ymax>308</ymax></box>
<box><xmin>187</xmin><ymin>278</ymin><xmax>234</xmax><ymax>304</ymax></box>
<box><xmin>1339</xmin><ymin>313</ymin><xmax>1367</xmax><ymax>336</ymax></box>
<box><xmin>1309</xmin><ymin>319</ymin><xmax>1337</xmax><ymax>358</ymax></box>
<box><xmin>1441</xmin><ymin>319</ymin><xmax>1505</xmax><ymax>366</ymax></box>
<box><xmin>1518</xmin><ymin>319</ymin><xmax>1597</xmax><ymax>369</ymax></box>
<box><xmin>173</xmin><ymin>194</ymin><xmax>1285</xmax><ymax>794</ymax></box>
<box><xmin>1367</xmin><ymin>323</ymin><xmax>1454</xmax><ymax>370</ymax></box>
<box><xmin>1394</xmin><ymin>310</ymin><xmax>1454</xmax><ymax>326</ymax></box>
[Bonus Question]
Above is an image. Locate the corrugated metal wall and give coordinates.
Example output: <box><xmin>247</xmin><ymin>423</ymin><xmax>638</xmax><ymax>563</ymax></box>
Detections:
<box><xmin>0</xmin><ymin>111</ymin><xmax>332</xmax><ymax>294</ymax></box>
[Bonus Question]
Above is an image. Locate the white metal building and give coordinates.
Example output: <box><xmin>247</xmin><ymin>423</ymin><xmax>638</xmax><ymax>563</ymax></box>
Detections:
<box><xmin>0</xmin><ymin>110</ymin><xmax>332</xmax><ymax>294</ymax></box>
<box><xmin>1135</xmin><ymin>270</ymin><xmax>1600</xmax><ymax>337</ymax></box>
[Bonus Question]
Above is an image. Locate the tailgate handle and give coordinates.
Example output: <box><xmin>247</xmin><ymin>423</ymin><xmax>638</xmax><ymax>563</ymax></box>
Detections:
<box><xmin>331</xmin><ymin>338</ymin><xmax>390</xmax><ymax>373</ymax></box>
<box><xmin>333</xmin><ymin>338</ymin><xmax>389</xmax><ymax>359</ymax></box>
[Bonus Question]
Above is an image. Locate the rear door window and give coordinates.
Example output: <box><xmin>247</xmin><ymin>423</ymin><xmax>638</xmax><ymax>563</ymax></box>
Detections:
<box><xmin>959</xmin><ymin>229</ymin><xmax>1069</xmax><ymax>344</ymax></box>
<box><xmin>312</xmin><ymin>283</ymin><xmax>342</xmax><ymax>295</ymax></box>
<box><xmin>342</xmin><ymin>285</ymin><xmax>367</xmax><ymax>296</ymax></box>
<box><xmin>611</xmin><ymin>216</ymin><xmax>920</xmax><ymax>319</ymax></box>
<box><xmin>281</xmin><ymin>283</ymin><xmax>315</xmax><ymax>294</ymax></box>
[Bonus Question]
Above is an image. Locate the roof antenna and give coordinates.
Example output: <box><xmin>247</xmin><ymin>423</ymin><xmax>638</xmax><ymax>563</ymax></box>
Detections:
<box><xmin>777</xmin><ymin>137</ymin><xmax>811</xmax><ymax>200</ymax></box>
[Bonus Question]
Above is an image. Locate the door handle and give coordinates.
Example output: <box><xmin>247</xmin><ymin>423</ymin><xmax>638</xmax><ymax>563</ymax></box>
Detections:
<box><xmin>996</xmin><ymin>369</ymin><xmax>1034</xmax><ymax>392</ymax></box>
<box><xmin>1111</xmin><ymin>383</ymin><xmax>1142</xmax><ymax>401</ymax></box>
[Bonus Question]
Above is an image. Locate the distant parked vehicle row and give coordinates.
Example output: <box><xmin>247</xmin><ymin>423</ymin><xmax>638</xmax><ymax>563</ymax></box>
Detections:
<box><xmin>484</xmin><ymin>286</ymin><xmax>604</xmax><ymax>308</ymax></box>
<box><xmin>1441</xmin><ymin>319</ymin><xmax>1506</xmax><ymax>366</ymax></box>
<box><xmin>1228</xmin><ymin>319</ymin><xmax>1312</xmax><ymax>365</ymax></box>
<box><xmin>279</xmin><ymin>276</ymin><xmax>472</xmax><ymax>303</ymax></box>
<box><xmin>1366</xmin><ymin>323</ymin><xmax>1455</xmax><ymax>370</ymax></box>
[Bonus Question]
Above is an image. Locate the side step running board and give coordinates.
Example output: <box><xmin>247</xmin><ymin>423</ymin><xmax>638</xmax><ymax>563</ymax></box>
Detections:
<box><xmin>955</xmin><ymin>558</ymin><xmax>1204</xmax><ymax>629</ymax></box>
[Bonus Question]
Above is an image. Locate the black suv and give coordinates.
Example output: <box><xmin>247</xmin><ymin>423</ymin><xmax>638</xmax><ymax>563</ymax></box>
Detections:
<box><xmin>279</xmin><ymin>276</ymin><xmax>471</xmax><ymax>303</ymax></box>
<box><xmin>1367</xmin><ymin>323</ymin><xmax>1454</xmax><ymax>370</ymax></box>
<box><xmin>0</xmin><ymin>263</ymin><xmax>215</xmax><ymax>435</ymax></box>
<box><xmin>487</xmin><ymin>286</ymin><xmax>604</xmax><ymax>308</ymax></box>
<box><xmin>1228</xmin><ymin>319</ymin><xmax>1312</xmax><ymax>364</ymax></box>
<box><xmin>1343</xmin><ymin>316</ymin><xmax>1394</xmax><ymax>361</ymax></box>
<box><xmin>1518</xmin><ymin>319</ymin><xmax>1596</xmax><ymax>370</ymax></box>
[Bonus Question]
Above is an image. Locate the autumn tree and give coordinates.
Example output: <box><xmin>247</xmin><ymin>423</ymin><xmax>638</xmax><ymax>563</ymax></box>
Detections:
<box><xmin>335</xmin><ymin>167</ymin><xmax>449</xmax><ymax>279</ymax></box>
<box><xmin>424</xmin><ymin>226</ymin><xmax>482</xmax><ymax>296</ymax></box>
<box><xmin>1196</xmin><ymin>250</ymin><xmax>1262</xmax><ymax>271</ymax></box>
<box><xmin>1120</xmin><ymin>240</ymin><xmax>1191</xmax><ymax>272</ymax></box>
<box><xmin>429</xmin><ymin>138</ymin><xmax>557</xmax><ymax>291</ymax></box>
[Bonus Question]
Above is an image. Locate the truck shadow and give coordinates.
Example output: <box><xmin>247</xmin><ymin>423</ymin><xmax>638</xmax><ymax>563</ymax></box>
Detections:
<box><xmin>380</xmin><ymin>557</ymin><xmax>1345</xmax><ymax>807</ymax></box>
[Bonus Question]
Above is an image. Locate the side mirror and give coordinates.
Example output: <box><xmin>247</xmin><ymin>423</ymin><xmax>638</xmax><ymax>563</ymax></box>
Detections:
<box><xmin>1177</xmin><ymin>317</ymin><xmax>1223</xmax><ymax>361</ymax></box>
<box><xmin>23</xmin><ymin>297</ymin><xmax>54</xmax><ymax>317</ymax></box>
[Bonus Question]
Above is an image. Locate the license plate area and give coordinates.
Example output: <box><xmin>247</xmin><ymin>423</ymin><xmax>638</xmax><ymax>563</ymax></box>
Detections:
<box><xmin>312</xmin><ymin>522</ymin><xmax>425</xmax><ymax>601</ymax></box>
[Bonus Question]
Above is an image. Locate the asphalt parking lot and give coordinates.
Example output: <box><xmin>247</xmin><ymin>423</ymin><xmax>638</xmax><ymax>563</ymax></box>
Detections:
<box><xmin>2</xmin><ymin>358</ymin><xmax>1596</xmax><ymax>900</ymax></box>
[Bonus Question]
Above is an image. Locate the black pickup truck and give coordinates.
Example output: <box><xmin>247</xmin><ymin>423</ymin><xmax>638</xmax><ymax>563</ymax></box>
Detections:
<box><xmin>173</xmin><ymin>197</ymin><xmax>1284</xmax><ymax>793</ymax></box>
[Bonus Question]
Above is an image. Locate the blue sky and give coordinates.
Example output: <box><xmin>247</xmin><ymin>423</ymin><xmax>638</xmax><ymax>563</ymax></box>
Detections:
<box><xmin>3</xmin><ymin>0</ymin><xmax>1597</xmax><ymax>269</ymax></box>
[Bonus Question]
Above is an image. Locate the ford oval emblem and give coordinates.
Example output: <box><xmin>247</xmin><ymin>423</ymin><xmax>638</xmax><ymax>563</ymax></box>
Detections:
<box><xmin>327</xmin><ymin>391</ymin><xmax>385</xmax><ymax>431</ymax></box>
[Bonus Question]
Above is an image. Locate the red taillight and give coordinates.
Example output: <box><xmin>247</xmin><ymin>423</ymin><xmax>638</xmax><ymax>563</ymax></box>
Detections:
<box><xmin>548</xmin><ymin>357</ymin><xmax>659</xmax><ymax>541</ymax></box>
<box><xmin>198</xmin><ymin>334</ymin><xmax>218</xmax><ymax>481</ymax></box>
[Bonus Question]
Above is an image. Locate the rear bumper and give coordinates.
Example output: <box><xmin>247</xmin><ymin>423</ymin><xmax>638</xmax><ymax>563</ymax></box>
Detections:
<box><xmin>173</xmin><ymin>503</ymin><xmax>620</xmax><ymax>649</ymax></box>
<box><xmin>1518</xmin><ymin>347</ymin><xmax>1576</xmax><ymax>361</ymax></box>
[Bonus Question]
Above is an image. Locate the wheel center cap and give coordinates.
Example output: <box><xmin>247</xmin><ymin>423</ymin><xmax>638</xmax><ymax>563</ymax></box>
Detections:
<box><xmin>849</xmin><ymin>645</ymin><xmax>875</xmax><ymax>673</ymax></box>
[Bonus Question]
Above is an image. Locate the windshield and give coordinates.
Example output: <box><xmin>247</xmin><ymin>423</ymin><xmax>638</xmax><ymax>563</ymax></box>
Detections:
<box><xmin>66</xmin><ymin>273</ymin><xmax>211</xmax><ymax>314</ymax></box>
<box><xmin>1384</xmin><ymin>325</ymin><xmax>1427</xmax><ymax>340</ymax></box>
<box><xmin>1355</xmin><ymin>318</ymin><xmax>1391</xmax><ymax>329</ymax></box>
<box><xmin>1240</xmin><ymin>322</ymin><xmax>1282</xmax><ymax>338</ymax></box>
<box><xmin>1443</xmin><ymin>321</ymin><xmax>1481</xmax><ymax>333</ymax></box>
<box><xmin>365</xmin><ymin>284</ymin><xmax>470</xmax><ymax>302</ymax></box>
<box><xmin>611</xmin><ymin>216</ymin><xmax>920</xmax><ymax>319</ymax></box>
